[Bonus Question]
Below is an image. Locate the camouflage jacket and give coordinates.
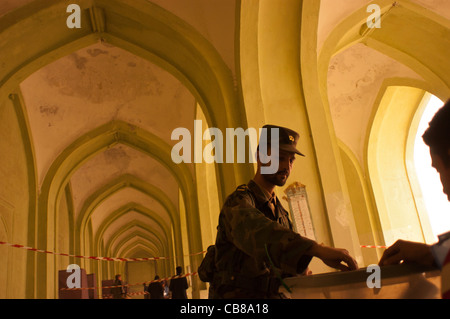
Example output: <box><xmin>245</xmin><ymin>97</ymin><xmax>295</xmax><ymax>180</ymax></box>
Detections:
<box><xmin>212</xmin><ymin>180</ymin><xmax>315</xmax><ymax>298</ymax></box>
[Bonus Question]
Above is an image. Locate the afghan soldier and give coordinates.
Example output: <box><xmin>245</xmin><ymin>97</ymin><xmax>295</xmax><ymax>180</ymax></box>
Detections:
<box><xmin>209</xmin><ymin>125</ymin><xmax>358</xmax><ymax>299</ymax></box>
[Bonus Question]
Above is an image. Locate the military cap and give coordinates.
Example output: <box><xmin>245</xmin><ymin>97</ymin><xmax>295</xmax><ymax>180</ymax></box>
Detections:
<box><xmin>260</xmin><ymin>124</ymin><xmax>305</xmax><ymax>157</ymax></box>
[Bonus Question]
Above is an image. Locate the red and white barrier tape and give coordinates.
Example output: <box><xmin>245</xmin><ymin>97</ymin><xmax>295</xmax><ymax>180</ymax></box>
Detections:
<box><xmin>61</xmin><ymin>272</ymin><xmax>198</xmax><ymax>291</ymax></box>
<box><xmin>0</xmin><ymin>240</ymin><xmax>387</xmax><ymax>265</ymax></box>
<box><xmin>0</xmin><ymin>241</ymin><xmax>205</xmax><ymax>262</ymax></box>
<box><xmin>360</xmin><ymin>245</ymin><xmax>387</xmax><ymax>249</ymax></box>
<box><xmin>103</xmin><ymin>291</ymin><xmax>150</xmax><ymax>299</ymax></box>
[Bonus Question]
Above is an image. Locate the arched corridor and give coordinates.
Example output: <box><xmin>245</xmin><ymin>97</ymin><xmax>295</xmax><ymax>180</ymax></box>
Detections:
<box><xmin>0</xmin><ymin>0</ymin><xmax>449</xmax><ymax>299</ymax></box>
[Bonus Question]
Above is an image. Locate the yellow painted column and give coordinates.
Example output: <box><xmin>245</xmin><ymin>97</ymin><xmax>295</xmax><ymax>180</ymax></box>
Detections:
<box><xmin>240</xmin><ymin>0</ymin><xmax>363</xmax><ymax>270</ymax></box>
<box><xmin>299</xmin><ymin>0</ymin><xmax>363</xmax><ymax>265</ymax></box>
<box><xmin>367</xmin><ymin>86</ymin><xmax>434</xmax><ymax>246</ymax></box>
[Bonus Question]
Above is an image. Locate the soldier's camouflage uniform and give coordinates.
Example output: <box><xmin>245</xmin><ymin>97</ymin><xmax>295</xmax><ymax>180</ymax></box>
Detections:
<box><xmin>210</xmin><ymin>179</ymin><xmax>316</xmax><ymax>299</ymax></box>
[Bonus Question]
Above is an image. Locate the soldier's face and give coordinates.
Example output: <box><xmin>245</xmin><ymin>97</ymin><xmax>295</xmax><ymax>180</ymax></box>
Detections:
<box><xmin>260</xmin><ymin>149</ymin><xmax>296</xmax><ymax>186</ymax></box>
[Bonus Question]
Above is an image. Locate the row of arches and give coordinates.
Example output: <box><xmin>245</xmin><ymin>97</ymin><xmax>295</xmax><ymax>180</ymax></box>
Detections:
<box><xmin>1</xmin><ymin>0</ymin><xmax>253</xmax><ymax>298</ymax></box>
<box><xmin>0</xmin><ymin>0</ymin><xmax>448</xmax><ymax>298</ymax></box>
<box><xmin>301</xmin><ymin>0</ymin><xmax>450</xmax><ymax>263</ymax></box>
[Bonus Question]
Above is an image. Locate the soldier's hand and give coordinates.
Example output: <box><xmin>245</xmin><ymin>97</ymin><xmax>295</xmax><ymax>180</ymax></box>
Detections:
<box><xmin>306</xmin><ymin>243</ymin><xmax>358</xmax><ymax>271</ymax></box>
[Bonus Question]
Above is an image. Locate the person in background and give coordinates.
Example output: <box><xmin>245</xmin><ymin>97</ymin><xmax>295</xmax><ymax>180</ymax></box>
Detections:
<box><xmin>113</xmin><ymin>274</ymin><xmax>127</xmax><ymax>299</ymax></box>
<box><xmin>169</xmin><ymin>266</ymin><xmax>188</xmax><ymax>299</ymax></box>
<box><xmin>147</xmin><ymin>275</ymin><xmax>164</xmax><ymax>299</ymax></box>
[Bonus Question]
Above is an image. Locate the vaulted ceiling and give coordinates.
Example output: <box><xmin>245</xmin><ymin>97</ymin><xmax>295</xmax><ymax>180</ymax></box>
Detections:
<box><xmin>1</xmin><ymin>0</ymin><xmax>448</xmax><ymax>266</ymax></box>
<box><xmin>20</xmin><ymin>42</ymin><xmax>192</xmax><ymax>249</ymax></box>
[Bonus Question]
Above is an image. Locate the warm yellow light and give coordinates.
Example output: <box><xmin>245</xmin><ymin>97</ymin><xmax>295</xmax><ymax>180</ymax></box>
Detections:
<box><xmin>414</xmin><ymin>95</ymin><xmax>450</xmax><ymax>241</ymax></box>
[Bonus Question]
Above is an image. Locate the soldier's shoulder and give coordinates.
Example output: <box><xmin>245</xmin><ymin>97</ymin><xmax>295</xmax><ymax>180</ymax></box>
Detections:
<box><xmin>235</xmin><ymin>184</ymin><xmax>251</xmax><ymax>194</ymax></box>
<box><xmin>224</xmin><ymin>184</ymin><xmax>255</xmax><ymax>207</ymax></box>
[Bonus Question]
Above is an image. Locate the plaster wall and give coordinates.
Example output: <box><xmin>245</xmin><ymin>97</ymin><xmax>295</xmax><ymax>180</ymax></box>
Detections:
<box><xmin>0</xmin><ymin>99</ymin><xmax>30</xmax><ymax>298</ymax></box>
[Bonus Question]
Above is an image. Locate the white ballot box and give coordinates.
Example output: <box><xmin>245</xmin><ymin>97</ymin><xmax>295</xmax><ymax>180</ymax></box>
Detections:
<box><xmin>282</xmin><ymin>264</ymin><xmax>441</xmax><ymax>299</ymax></box>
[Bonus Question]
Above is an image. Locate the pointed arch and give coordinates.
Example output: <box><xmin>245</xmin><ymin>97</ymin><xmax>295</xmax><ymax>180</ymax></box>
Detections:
<box><xmin>0</xmin><ymin>0</ymin><xmax>251</xmax><ymax>198</ymax></box>
<box><xmin>76</xmin><ymin>174</ymin><xmax>181</xmax><ymax>266</ymax></box>
<box><xmin>109</xmin><ymin>225</ymin><xmax>167</xmax><ymax>258</ymax></box>
<box><xmin>319</xmin><ymin>0</ymin><xmax>450</xmax><ymax>103</ymax></box>
<box><xmin>365</xmin><ymin>79</ymin><xmax>436</xmax><ymax>245</ymax></box>
<box><xmin>106</xmin><ymin>224</ymin><xmax>170</xmax><ymax>281</ymax></box>
<box><xmin>36</xmin><ymin>120</ymin><xmax>199</xmax><ymax>297</ymax></box>
<box><xmin>93</xmin><ymin>203</ymin><xmax>174</xmax><ymax>266</ymax></box>
<box><xmin>0</xmin><ymin>1</ymin><xmax>254</xmax><ymax>297</ymax></box>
